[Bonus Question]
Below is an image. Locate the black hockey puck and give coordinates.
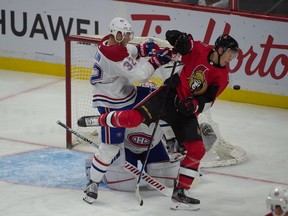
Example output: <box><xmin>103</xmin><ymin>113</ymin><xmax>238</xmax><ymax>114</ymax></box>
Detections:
<box><xmin>233</xmin><ymin>85</ymin><xmax>241</xmax><ymax>90</ymax></box>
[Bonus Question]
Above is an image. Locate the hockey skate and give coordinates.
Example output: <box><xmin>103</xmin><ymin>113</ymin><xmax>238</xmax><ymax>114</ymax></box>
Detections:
<box><xmin>170</xmin><ymin>187</ymin><xmax>200</xmax><ymax>211</ymax></box>
<box><xmin>83</xmin><ymin>180</ymin><xmax>99</xmax><ymax>204</ymax></box>
<box><xmin>77</xmin><ymin>115</ymin><xmax>99</xmax><ymax>127</ymax></box>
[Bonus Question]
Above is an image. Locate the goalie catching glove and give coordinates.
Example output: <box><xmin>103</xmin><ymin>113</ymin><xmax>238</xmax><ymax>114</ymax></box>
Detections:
<box><xmin>176</xmin><ymin>97</ymin><xmax>199</xmax><ymax>116</ymax></box>
<box><xmin>166</xmin><ymin>30</ymin><xmax>194</xmax><ymax>55</ymax></box>
<box><xmin>137</xmin><ymin>40</ymin><xmax>160</xmax><ymax>57</ymax></box>
<box><xmin>148</xmin><ymin>48</ymin><xmax>172</xmax><ymax>69</ymax></box>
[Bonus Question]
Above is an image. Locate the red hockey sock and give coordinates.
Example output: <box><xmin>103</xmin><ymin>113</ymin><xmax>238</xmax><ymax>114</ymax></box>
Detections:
<box><xmin>177</xmin><ymin>140</ymin><xmax>206</xmax><ymax>189</ymax></box>
<box><xmin>98</xmin><ymin>110</ymin><xmax>143</xmax><ymax>128</ymax></box>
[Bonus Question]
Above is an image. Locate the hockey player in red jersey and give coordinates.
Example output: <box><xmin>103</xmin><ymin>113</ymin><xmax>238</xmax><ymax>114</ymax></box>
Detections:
<box><xmin>94</xmin><ymin>30</ymin><xmax>239</xmax><ymax>210</ymax></box>
<box><xmin>266</xmin><ymin>186</ymin><xmax>288</xmax><ymax>216</ymax></box>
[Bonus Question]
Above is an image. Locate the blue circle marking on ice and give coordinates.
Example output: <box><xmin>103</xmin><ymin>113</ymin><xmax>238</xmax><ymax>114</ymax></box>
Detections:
<box><xmin>0</xmin><ymin>148</ymin><xmax>103</xmax><ymax>190</ymax></box>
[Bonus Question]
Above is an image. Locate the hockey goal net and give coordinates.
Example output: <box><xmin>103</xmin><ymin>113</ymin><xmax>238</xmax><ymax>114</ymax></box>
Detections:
<box><xmin>65</xmin><ymin>34</ymin><xmax>247</xmax><ymax>168</ymax></box>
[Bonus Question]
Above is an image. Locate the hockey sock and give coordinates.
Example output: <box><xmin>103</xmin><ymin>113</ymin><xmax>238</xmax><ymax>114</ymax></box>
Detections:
<box><xmin>177</xmin><ymin>140</ymin><xmax>206</xmax><ymax>189</ymax></box>
<box><xmin>98</xmin><ymin>110</ymin><xmax>143</xmax><ymax>128</ymax></box>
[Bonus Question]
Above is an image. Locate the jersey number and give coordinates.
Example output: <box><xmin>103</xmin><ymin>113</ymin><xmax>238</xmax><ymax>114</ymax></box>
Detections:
<box><xmin>90</xmin><ymin>62</ymin><xmax>103</xmax><ymax>84</ymax></box>
<box><xmin>123</xmin><ymin>57</ymin><xmax>137</xmax><ymax>71</ymax></box>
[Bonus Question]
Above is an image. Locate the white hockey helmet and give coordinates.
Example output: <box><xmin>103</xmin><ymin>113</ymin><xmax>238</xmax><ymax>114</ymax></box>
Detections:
<box><xmin>266</xmin><ymin>186</ymin><xmax>288</xmax><ymax>215</ymax></box>
<box><xmin>109</xmin><ymin>17</ymin><xmax>133</xmax><ymax>41</ymax></box>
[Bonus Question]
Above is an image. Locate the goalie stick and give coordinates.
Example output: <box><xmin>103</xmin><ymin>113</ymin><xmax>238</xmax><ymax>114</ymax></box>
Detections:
<box><xmin>56</xmin><ymin>120</ymin><xmax>172</xmax><ymax>197</ymax></box>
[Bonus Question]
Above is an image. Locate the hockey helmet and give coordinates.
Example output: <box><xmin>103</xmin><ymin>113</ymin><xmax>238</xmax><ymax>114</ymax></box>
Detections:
<box><xmin>109</xmin><ymin>17</ymin><xmax>133</xmax><ymax>40</ymax></box>
<box><xmin>215</xmin><ymin>34</ymin><xmax>239</xmax><ymax>52</ymax></box>
<box><xmin>266</xmin><ymin>186</ymin><xmax>288</xmax><ymax>214</ymax></box>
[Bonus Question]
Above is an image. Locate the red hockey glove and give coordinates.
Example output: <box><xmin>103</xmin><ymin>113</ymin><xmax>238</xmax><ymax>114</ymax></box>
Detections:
<box><xmin>137</xmin><ymin>41</ymin><xmax>160</xmax><ymax>57</ymax></box>
<box><xmin>177</xmin><ymin>97</ymin><xmax>199</xmax><ymax>115</ymax></box>
<box><xmin>148</xmin><ymin>48</ymin><xmax>172</xmax><ymax>69</ymax></box>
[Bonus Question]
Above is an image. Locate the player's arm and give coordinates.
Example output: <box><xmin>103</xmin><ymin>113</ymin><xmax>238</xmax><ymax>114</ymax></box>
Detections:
<box><xmin>113</xmin><ymin>48</ymin><xmax>172</xmax><ymax>83</ymax></box>
<box><xmin>135</xmin><ymin>41</ymin><xmax>160</xmax><ymax>58</ymax></box>
<box><xmin>96</xmin><ymin>41</ymin><xmax>171</xmax><ymax>83</ymax></box>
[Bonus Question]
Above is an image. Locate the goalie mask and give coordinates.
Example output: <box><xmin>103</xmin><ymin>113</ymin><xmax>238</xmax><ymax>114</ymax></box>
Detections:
<box><xmin>109</xmin><ymin>17</ymin><xmax>134</xmax><ymax>43</ymax></box>
<box><xmin>266</xmin><ymin>186</ymin><xmax>288</xmax><ymax>215</ymax></box>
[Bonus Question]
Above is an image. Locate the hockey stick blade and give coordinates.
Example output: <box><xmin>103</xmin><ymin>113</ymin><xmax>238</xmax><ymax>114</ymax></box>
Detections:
<box><xmin>136</xmin><ymin>184</ymin><xmax>143</xmax><ymax>206</ymax></box>
<box><xmin>77</xmin><ymin>115</ymin><xmax>99</xmax><ymax>127</ymax></box>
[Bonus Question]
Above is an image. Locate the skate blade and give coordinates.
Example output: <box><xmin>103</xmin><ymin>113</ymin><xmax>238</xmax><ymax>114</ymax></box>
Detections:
<box><xmin>83</xmin><ymin>196</ymin><xmax>96</xmax><ymax>204</ymax></box>
<box><xmin>170</xmin><ymin>201</ymin><xmax>200</xmax><ymax>211</ymax></box>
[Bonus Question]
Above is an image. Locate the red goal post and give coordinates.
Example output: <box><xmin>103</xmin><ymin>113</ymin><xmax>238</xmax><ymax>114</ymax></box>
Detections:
<box><xmin>65</xmin><ymin>34</ymin><xmax>247</xmax><ymax>168</ymax></box>
<box><xmin>65</xmin><ymin>35</ymin><xmax>101</xmax><ymax>150</ymax></box>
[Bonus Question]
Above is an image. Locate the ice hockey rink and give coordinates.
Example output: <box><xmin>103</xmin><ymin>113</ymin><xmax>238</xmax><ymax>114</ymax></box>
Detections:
<box><xmin>0</xmin><ymin>69</ymin><xmax>287</xmax><ymax>216</ymax></box>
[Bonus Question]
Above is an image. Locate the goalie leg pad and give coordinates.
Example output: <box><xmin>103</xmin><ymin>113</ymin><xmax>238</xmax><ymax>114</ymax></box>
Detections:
<box><xmin>102</xmin><ymin>145</ymin><xmax>137</xmax><ymax>192</ymax></box>
<box><xmin>103</xmin><ymin>166</ymin><xmax>136</xmax><ymax>192</ymax></box>
<box><xmin>147</xmin><ymin>160</ymin><xmax>180</xmax><ymax>188</ymax></box>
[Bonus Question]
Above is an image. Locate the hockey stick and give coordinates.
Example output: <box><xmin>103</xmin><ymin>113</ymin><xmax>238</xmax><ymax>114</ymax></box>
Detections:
<box><xmin>56</xmin><ymin>120</ymin><xmax>172</xmax><ymax>197</ymax></box>
<box><xmin>124</xmin><ymin>163</ymin><xmax>172</xmax><ymax>197</ymax></box>
<box><xmin>135</xmin><ymin>60</ymin><xmax>179</xmax><ymax>206</ymax></box>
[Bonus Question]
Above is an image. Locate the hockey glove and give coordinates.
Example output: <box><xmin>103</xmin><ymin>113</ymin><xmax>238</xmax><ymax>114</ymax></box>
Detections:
<box><xmin>137</xmin><ymin>41</ymin><xmax>160</xmax><ymax>57</ymax></box>
<box><xmin>148</xmin><ymin>48</ymin><xmax>172</xmax><ymax>69</ymax></box>
<box><xmin>166</xmin><ymin>30</ymin><xmax>193</xmax><ymax>55</ymax></box>
<box><xmin>177</xmin><ymin>97</ymin><xmax>199</xmax><ymax>115</ymax></box>
<box><xmin>164</xmin><ymin>73</ymin><xmax>180</xmax><ymax>91</ymax></box>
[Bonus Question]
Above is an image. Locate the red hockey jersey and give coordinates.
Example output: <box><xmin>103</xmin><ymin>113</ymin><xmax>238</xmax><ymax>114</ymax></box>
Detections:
<box><xmin>176</xmin><ymin>41</ymin><xmax>229</xmax><ymax>113</ymax></box>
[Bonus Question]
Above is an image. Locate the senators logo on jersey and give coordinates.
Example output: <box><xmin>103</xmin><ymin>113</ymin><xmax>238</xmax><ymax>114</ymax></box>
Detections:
<box><xmin>188</xmin><ymin>65</ymin><xmax>208</xmax><ymax>95</ymax></box>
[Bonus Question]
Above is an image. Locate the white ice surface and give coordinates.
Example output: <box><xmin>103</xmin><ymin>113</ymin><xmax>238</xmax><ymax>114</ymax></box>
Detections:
<box><xmin>0</xmin><ymin>69</ymin><xmax>287</xmax><ymax>216</ymax></box>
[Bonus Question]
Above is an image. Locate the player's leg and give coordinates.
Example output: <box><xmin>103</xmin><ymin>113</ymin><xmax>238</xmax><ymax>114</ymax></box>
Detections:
<box><xmin>97</xmin><ymin>86</ymin><xmax>168</xmax><ymax>128</ymax></box>
<box><xmin>78</xmin><ymin>86</ymin><xmax>152</xmax><ymax>128</ymax></box>
<box><xmin>84</xmin><ymin>107</ymin><xmax>126</xmax><ymax>204</ymax></box>
<box><xmin>169</xmin><ymin>115</ymin><xmax>206</xmax><ymax>210</ymax></box>
<box><xmin>85</xmin><ymin>87</ymin><xmax>156</xmax><ymax>196</ymax></box>
<box><xmin>84</xmin><ymin>141</ymin><xmax>122</xmax><ymax>204</ymax></box>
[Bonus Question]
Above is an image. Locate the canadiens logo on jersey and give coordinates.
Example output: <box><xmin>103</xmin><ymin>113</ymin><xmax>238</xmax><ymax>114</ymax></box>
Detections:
<box><xmin>188</xmin><ymin>65</ymin><xmax>208</xmax><ymax>95</ymax></box>
<box><xmin>127</xmin><ymin>133</ymin><xmax>152</xmax><ymax>148</ymax></box>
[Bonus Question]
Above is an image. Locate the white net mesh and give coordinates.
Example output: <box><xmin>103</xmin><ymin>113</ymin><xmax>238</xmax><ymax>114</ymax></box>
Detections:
<box><xmin>198</xmin><ymin>110</ymin><xmax>247</xmax><ymax>168</ymax></box>
<box><xmin>67</xmin><ymin>34</ymin><xmax>247</xmax><ymax>167</ymax></box>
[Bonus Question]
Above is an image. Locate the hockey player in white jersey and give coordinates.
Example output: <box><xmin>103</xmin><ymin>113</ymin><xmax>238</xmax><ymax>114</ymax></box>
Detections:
<box><xmin>83</xmin><ymin>17</ymin><xmax>172</xmax><ymax>204</ymax></box>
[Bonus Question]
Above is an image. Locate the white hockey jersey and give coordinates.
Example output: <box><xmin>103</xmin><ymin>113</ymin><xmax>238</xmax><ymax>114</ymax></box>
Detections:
<box><xmin>90</xmin><ymin>35</ymin><xmax>156</xmax><ymax>109</ymax></box>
